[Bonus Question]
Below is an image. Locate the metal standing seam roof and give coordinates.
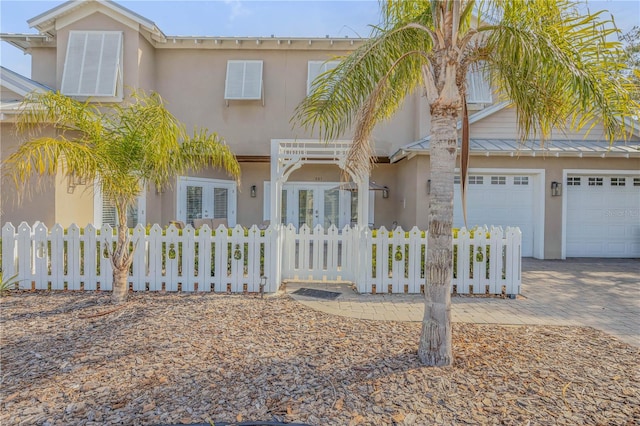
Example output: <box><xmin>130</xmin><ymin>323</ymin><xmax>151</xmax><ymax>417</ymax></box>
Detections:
<box><xmin>401</xmin><ymin>138</ymin><xmax>640</xmax><ymax>158</ymax></box>
<box><xmin>0</xmin><ymin>66</ymin><xmax>52</xmax><ymax>97</ymax></box>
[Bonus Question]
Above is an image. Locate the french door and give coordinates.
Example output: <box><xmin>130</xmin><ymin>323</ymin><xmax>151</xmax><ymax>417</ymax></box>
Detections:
<box><xmin>264</xmin><ymin>181</ymin><xmax>375</xmax><ymax>229</ymax></box>
<box><xmin>177</xmin><ymin>177</ymin><xmax>237</xmax><ymax>226</ymax></box>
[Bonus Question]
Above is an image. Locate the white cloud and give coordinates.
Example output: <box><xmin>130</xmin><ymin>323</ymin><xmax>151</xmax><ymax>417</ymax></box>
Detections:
<box><xmin>224</xmin><ymin>0</ymin><xmax>251</xmax><ymax>21</ymax></box>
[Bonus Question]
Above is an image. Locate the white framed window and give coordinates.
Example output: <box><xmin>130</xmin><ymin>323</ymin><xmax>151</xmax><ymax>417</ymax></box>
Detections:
<box><xmin>514</xmin><ymin>176</ymin><xmax>529</xmax><ymax>185</ymax></box>
<box><xmin>177</xmin><ymin>177</ymin><xmax>237</xmax><ymax>226</ymax></box>
<box><xmin>567</xmin><ymin>177</ymin><xmax>581</xmax><ymax>186</ymax></box>
<box><xmin>94</xmin><ymin>185</ymin><xmax>146</xmax><ymax>228</ymax></box>
<box><xmin>466</xmin><ymin>62</ymin><xmax>492</xmax><ymax>104</ymax></box>
<box><xmin>610</xmin><ymin>177</ymin><xmax>626</xmax><ymax>186</ymax></box>
<box><xmin>588</xmin><ymin>177</ymin><xmax>604</xmax><ymax>186</ymax></box>
<box><xmin>491</xmin><ymin>176</ymin><xmax>506</xmax><ymax>185</ymax></box>
<box><xmin>469</xmin><ymin>176</ymin><xmax>484</xmax><ymax>185</ymax></box>
<box><xmin>307</xmin><ymin>60</ymin><xmax>340</xmax><ymax>94</ymax></box>
<box><xmin>224</xmin><ymin>60</ymin><xmax>263</xmax><ymax>100</ymax></box>
<box><xmin>634</xmin><ymin>178</ymin><xmax>640</xmax><ymax>187</ymax></box>
<box><xmin>61</xmin><ymin>31</ymin><xmax>123</xmax><ymax>98</ymax></box>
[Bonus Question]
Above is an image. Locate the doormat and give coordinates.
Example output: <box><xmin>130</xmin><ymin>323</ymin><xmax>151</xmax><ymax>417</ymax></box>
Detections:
<box><xmin>292</xmin><ymin>288</ymin><xmax>341</xmax><ymax>300</ymax></box>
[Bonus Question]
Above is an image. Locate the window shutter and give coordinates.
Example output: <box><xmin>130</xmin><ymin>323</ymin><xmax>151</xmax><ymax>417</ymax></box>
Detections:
<box><xmin>466</xmin><ymin>63</ymin><xmax>492</xmax><ymax>103</ymax></box>
<box><xmin>61</xmin><ymin>31</ymin><xmax>122</xmax><ymax>97</ymax></box>
<box><xmin>102</xmin><ymin>197</ymin><xmax>117</xmax><ymax>227</ymax></box>
<box><xmin>225</xmin><ymin>60</ymin><xmax>263</xmax><ymax>100</ymax></box>
<box><xmin>307</xmin><ymin>60</ymin><xmax>339</xmax><ymax>94</ymax></box>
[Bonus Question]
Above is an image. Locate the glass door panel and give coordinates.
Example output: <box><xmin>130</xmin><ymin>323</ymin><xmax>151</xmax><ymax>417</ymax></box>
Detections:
<box><xmin>186</xmin><ymin>185</ymin><xmax>204</xmax><ymax>225</ymax></box>
<box><xmin>323</xmin><ymin>189</ymin><xmax>340</xmax><ymax>228</ymax></box>
<box><xmin>298</xmin><ymin>189</ymin><xmax>315</xmax><ymax>228</ymax></box>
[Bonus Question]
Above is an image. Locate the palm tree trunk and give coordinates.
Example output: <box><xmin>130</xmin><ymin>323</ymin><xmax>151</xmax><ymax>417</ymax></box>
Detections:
<box><xmin>111</xmin><ymin>199</ymin><xmax>132</xmax><ymax>304</ymax></box>
<box><xmin>418</xmin><ymin>110</ymin><xmax>457</xmax><ymax>367</ymax></box>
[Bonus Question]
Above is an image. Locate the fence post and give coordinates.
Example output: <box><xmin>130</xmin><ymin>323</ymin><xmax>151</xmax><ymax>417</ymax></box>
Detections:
<box><xmin>505</xmin><ymin>227</ymin><xmax>522</xmax><ymax>296</ymax></box>
<box><xmin>355</xmin><ymin>226</ymin><xmax>369</xmax><ymax>293</ymax></box>
<box><xmin>2</xmin><ymin>223</ymin><xmax>17</xmax><ymax>285</ymax></box>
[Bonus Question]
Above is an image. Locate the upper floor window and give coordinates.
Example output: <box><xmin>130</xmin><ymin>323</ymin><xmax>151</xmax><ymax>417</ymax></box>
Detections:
<box><xmin>61</xmin><ymin>31</ymin><xmax>123</xmax><ymax>98</ymax></box>
<box><xmin>466</xmin><ymin>62</ymin><xmax>492</xmax><ymax>104</ymax></box>
<box><xmin>307</xmin><ymin>60</ymin><xmax>339</xmax><ymax>95</ymax></box>
<box><xmin>224</xmin><ymin>60</ymin><xmax>263</xmax><ymax>100</ymax></box>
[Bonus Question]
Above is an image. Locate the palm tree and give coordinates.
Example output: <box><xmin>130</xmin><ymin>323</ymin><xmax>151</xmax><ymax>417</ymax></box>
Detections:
<box><xmin>294</xmin><ymin>0</ymin><xmax>637</xmax><ymax>366</ymax></box>
<box><xmin>4</xmin><ymin>90</ymin><xmax>240</xmax><ymax>304</ymax></box>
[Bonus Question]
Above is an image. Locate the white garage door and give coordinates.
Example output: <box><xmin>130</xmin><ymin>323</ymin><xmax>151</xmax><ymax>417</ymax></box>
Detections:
<box><xmin>454</xmin><ymin>174</ymin><xmax>535</xmax><ymax>256</ymax></box>
<box><xmin>566</xmin><ymin>174</ymin><xmax>640</xmax><ymax>257</ymax></box>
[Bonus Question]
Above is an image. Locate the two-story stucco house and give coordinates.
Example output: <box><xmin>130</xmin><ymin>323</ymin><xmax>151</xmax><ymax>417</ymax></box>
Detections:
<box><xmin>1</xmin><ymin>0</ymin><xmax>639</xmax><ymax>259</ymax></box>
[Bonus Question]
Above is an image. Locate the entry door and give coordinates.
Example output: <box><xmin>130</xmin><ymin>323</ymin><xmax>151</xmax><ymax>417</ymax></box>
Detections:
<box><xmin>285</xmin><ymin>184</ymin><xmax>349</xmax><ymax>229</ymax></box>
<box><xmin>177</xmin><ymin>177</ymin><xmax>236</xmax><ymax>226</ymax></box>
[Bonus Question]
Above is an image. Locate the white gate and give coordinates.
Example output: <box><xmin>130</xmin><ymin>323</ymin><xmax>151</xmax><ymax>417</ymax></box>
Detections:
<box><xmin>281</xmin><ymin>224</ymin><xmax>357</xmax><ymax>282</ymax></box>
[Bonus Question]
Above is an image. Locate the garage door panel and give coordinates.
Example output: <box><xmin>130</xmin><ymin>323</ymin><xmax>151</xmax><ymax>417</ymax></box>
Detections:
<box><xmin>606</xmin><ymin>243</ymin><xmax>628</xmax><ymax>256</ymax></box>
<box><xmin>605</xmin><ymin>225</ymin><xmax>627</xmax><ymax>238</ymax></box>
<box><xmin>566</xmin><ymin>174</ymin><xmax>640</xmax><ymax>258</ymax></box>
<box><xmin>455</xmin><ymin>173</ymin><xmax>535</xmax><ymax>257</ymax></box>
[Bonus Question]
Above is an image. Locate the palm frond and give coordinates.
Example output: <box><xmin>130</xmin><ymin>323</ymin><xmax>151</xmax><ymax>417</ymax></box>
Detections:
<box><xmin>481</xmin><ymin>0</ymin><xmax>635</xmax><ymax>143</ymax></box>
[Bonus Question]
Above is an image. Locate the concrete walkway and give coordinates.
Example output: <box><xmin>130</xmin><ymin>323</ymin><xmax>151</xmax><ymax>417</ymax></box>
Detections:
<box><xmin>285</xmin><ymin>258</ymin><xmax>640</xmax><ymax>347</ymax></box>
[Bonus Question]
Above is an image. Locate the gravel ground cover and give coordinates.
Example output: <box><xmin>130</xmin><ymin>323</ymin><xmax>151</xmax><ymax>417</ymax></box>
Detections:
<box><xmin>1</xmin><ymin>292</ymin><xmax>638</xmax><ymax>425</ymax></box>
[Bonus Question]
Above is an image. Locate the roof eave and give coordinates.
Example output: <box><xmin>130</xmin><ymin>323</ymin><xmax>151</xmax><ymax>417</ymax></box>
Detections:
<box><xmin>27</xmin><ymin>0</ymin><xmax>166</xmax><ymax>43</ymax></box>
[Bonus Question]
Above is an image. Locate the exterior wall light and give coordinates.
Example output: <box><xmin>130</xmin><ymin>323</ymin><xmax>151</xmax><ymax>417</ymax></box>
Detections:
<box><xmin>382</xmin><ymin>187</ymin><xmax>389</xmax><ymax>199</ymax></box>
<box><xmin>551</xmin><ymin>181</ymin><xmax>562</xmax><ymax>197</ymax></box>
<box><xmin>427</xmin><ymin>179</ymin><xmax>431</xmax><ymax>195</ymax></box>
<box><xmin>250</xmin><ymin>184</ymin><xmax>257</xmax><ymax>198</ymax></box>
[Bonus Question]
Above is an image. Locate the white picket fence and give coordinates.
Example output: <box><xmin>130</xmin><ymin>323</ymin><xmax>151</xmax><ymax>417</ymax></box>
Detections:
<box><xmin>281</xmin><ymin>224</ymin><xmax>521</xmax><ymax>295</ymax></box>
<box><xmin>1</xmin><ymin>222</ymin><xmax>521</xmax><ymax>295</ymax></box>
<box><xmin>1</xmin><ymin>222</ymin><xmax>278</xmax><ymax>293</ymax></box>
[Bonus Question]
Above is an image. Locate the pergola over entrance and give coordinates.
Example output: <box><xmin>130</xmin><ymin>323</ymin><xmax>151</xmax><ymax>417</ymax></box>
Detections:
<box><xmin>269</xmin><ymin>139</ymin><xmax>371</xmax><ymax>229</ymax></box>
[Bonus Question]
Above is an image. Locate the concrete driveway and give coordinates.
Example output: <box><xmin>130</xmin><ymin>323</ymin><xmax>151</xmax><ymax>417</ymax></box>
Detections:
<box><xmin>287</xmin><ymin>258</ymin><xmax>640</xmax><ymax>347</ymax></box>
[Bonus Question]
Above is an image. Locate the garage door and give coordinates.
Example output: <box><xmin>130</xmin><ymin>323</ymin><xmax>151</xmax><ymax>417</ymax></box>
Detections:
<box><xmin>566</xmin><ymin>174</ymin><xmax>640</xmax><ymax>257</ymax></box>
<box><xmin>454</xmin><ymin>174</ymin><xmax>535</xmax><ymax>257</ymax></box>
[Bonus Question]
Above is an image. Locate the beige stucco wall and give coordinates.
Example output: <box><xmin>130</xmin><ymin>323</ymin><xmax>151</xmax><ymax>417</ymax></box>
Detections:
<box><xmin>52</xmin><ymin>174</ymin><xmax>94</xmax><ymax>228</ymax></box>
<box><xmin>137</xmin><ymin>33</ymin><xmax>156</xmax><ymax>91</ymax></box>
<box><xmin>30</xmin><ymin>47</ymin><xmax>57</xmax><ymax>89</ymax></box>
<box><xmin>1</xmin><ymin>123</ymin><xmax>56</xmax><ymax>227</ymax></box>
<box><xmin>155</xmin><ymin>47</ymin><xmax>419</xmax><ymax>157</ymax></box>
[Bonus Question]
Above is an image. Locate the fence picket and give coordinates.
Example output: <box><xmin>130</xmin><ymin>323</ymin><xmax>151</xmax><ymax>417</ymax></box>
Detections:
<box><xmin>33</xmin><ymin>223</ymin><xmax>49</xmax><ymax>290</ymax></box>
<box><xmin>82</xmin><ymin>225</ymin><xmax>98</xmax><ymax>290</ymax></box>
<box><xmin>132</xmin><ymin>225</ymin><xmax>147</xmax><ymax>291</ymax></box>
<box><xmin>148</xmin><ymin>224</ymin><xmax>163</xmax><ymax>291</ymax></box>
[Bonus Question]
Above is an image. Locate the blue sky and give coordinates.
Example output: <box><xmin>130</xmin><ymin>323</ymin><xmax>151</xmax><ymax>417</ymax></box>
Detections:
<box><xmin>1</xmin><ymin>0</ymin><xmax>638</xmax><ymax>78</ymax></box>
